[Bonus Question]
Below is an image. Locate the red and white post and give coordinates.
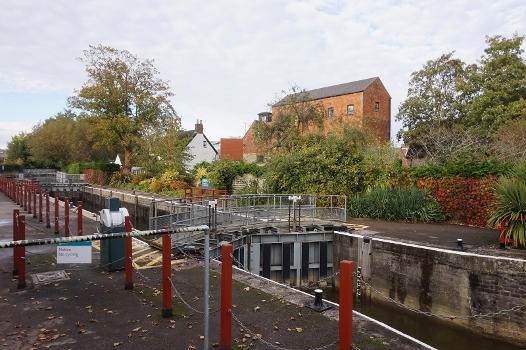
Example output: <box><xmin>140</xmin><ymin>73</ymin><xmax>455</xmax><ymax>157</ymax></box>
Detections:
<box><xmin>12</xmin><ymin>209</ymin><xmax>19</xmax><ymax>276</ymax></box>
<box><xmin>17</xmin><ymin>215</ymin><xmax>26</xmax><ymax>289</ymax></box>
<box><xmin>77</xmin><ymin>201</ymin><xmax>83</xmax><ymax>236</ymax></box>
<box><xmin>124</xmin><ymin>216</ymin><xmax>133</xmax><ymax>290</ymax></box>
<box><xmin>220</xmin><ymin>244</ymin><xmax>233</xmax><ymax>349</ymax></box>
<box><xmin>45</xmin><ymin>191</ymin><xmax>50</xmax><ymax>228</ymax></box>
<box><xmin>64</xmin><ymin>197</ymin><xmax>69</xmax><ymax>237</ymax></box>
<box><xmin>162</xmin><ymin>234</ymin><xmax>172</xmax><ymax>317</ymax></box>
<box><xmin>54</xmin><ymin>194</ymin><xmax>59</xmax><ymax>234</ymax></box>
<box><xmin>339</xmin><ymin>260</ymin><xmax>354</xmax><ymax>350</ymax></box>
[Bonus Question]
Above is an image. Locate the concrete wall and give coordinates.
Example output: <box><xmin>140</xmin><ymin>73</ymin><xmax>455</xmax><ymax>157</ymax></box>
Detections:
<box><xmin>333</xmin><ymin>231</ymin><xmax>526</xmax><ymax>346</ymax></box>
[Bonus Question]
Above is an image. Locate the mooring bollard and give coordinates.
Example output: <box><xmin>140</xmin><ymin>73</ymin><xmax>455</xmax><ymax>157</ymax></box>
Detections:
<box><xmin>54</xmin><ymin>194</ymin><xmax>59</xmax><ymax>235</ymax></box>
<box><xmin>220</xmin><ymin>244</ymin><xmax>233</xmax><ymax>349</ymax></box>
<box><xmin>77</xmin><ymin>201</ymin><xmax>83</xmax><ymax>236</ymax></box>
<box><xmin>17</xmin><ymin>215</ymin><xmax>26</xmax><ymax>289</ymax></box>
<box><xmin>339</xmin><ymin>260</ymin><xmax>353</xmax><ymax>350</ymax></box>
<box><xmin>124</xmin><ymin>216</ymin><xmax>133</xmax><ymax>290</ymax></box>
<box><xmin>39</xmin><ymin>189</ymin><xmax>43</xmax><ymax>222</ymax></box>
<box><xmin>162</xmin><ymin>234</ymin><xmax>172</xmax><ymax>317</ymax></box>
<box><xmin>64</xmin><ymin>197</ymin><xmax>70</xmax><ymax>237</ymax></box>
<box><xmin>33</xmin><ymin>189</ymin><xmax>37</xmax><ymax>219</ymax></box>
<box><xmin>45</xmin><ymin>191</ymin><xmax>50</xmax><ymax>228</ymax></box>
<box><xmin>12</xmin><ymin>209</ymin><xmax>19</xmax><ymax>276</ymax></box>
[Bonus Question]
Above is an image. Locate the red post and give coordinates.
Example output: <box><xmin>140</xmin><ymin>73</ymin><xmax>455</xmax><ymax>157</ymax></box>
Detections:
<box><xmin>339</xmin><ymin>260</ymin><xmax>354</xmax><ymax>350</ymax></box>
<box><xmin>77</xmin><ymin>201</ymin><xmax>83</xmax><ymax>236</ymax></box>
<box><xmin>39</xmin><ymin>189</ymin><xmax>43</xmax><ymax>222</ymax></box>
<box><xmin>124</xmin><ymin>216</ymin><xmax>133</xmax><ymax>290</ymax></box>
<box><xmin>12</xmin><ymin>209</ymin><xmax>19</xmax><ymax>276</ymax></box>
<box><xmin>54</xmin><ymin>194</ymin><xmax>59</xmax><ymax>234</ymax></box>
<box><xmin>17</xmin><ymin>215</ymin><xmax>26</xmax><ymax>289</ymax></box>
<box><xmin>220</xmin><ymin>244</ymin><xmax>233</xmax><ymax>349</ymax></box>
<box><xmin>45</xmin><ymin>191</ymin><xmax>50</xmax><ymax>228</ymax></box>
<box><xmin>33</xmin><ymin>189</ymin><xmax>37</xmax><ymax>218</ymax></box>
<box><xmin>162</xmin><ymin>234</ymin><xmax>172</xmax><ymax>317</ymax></box>
<box><xmin>27</xmin><ymin>189</ymin><xmax>31</xmax><ymax>214</ymax></box>
<box><xmin>23</xmin><ymin>186</ymin><xmax>27</xmax><ymax>211</ymax></box>
<box><xmin>64</xmin><ymin>197</ymin><xmax>69</xmax><ymax>237</ymax></box>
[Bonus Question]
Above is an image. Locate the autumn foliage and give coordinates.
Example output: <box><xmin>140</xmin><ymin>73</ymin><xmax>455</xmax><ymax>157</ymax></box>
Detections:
<box><xmin>415</xmin><ymin>175</ymin><xmax>498</xmax><ymax>227</ymax></box>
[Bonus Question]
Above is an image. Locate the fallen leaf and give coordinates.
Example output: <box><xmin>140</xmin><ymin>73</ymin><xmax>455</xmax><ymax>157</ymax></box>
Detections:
<box><xmin>78</xmin><ymin>329</ymin><xmax>87</xmax><ymax>334</ymax></box>
<box><xmin>212</xmin><ymin>342</ymin><xmax>219</xmax><ymax>347</ymax></box>
<box><xmin>113</xmin><ymin>342</ymin><xmax>122</xmax><ymax>347</ymax></box>
<box><xmin>132</xmin><ymin>327</ymin><xmax>141</xmax><ymax>332</ymax></box>
<box><xmin>199</xmin><ymin>336</ymin><xmax>204</xmax><ymax>340</ymax></box>
<box><xmin>290</xmin><ymin>316</ymin><xmax>295</xmax><ymax>320</ymax></box>
<box><xmin>253</xmin><ymin>306</ymin><xmax>260</xmax><ymax>312</ymax></box>
<box><xmin>275</xmin><ymin>342</ymin><xmax>281</xmax><ymax>345</ymax></box>
<box><xmin>244</xmin><ymin>334</ymin><xmax>250</xmax><ymax>338</ymax></box>
<box><xmin>296</xmin><ymin>327</ymin><xmax>303</xmax><ymax>333</ymax></box>
<box><xmin>273</xmin><ymin>325</ymin><xmax>278</xmax><ymax>330</ymax></box>
<box><xmin>244</xmin><ymin>287</ymin><xmax>250</xmax><ymax>291</ymax></box>
<box><xmin>59</xmin><ymin>297</ymin><xmax>68</xmax><ymax>301</ymax></box>
<box><xmin>127</xmin><ymin>334</ymin><xmax>132</xmax><ymax>338</ymax></box>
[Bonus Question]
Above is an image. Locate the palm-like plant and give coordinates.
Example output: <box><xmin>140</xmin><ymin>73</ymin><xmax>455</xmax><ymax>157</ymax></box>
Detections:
<box><xmin>488</xmin><ymin>162</ymin><xmax>526</xmax><ymax>247</ymax></box>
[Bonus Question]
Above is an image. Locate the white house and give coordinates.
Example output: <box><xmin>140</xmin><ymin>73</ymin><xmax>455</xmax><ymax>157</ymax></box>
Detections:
<box><xmin>185</xmin><ymin>120</ymin><xmax>219</xmax><ymax>169</ymax></box>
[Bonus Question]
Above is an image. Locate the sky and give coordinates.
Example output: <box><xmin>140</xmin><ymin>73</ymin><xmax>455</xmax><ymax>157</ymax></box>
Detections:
<box><xmin>0</xmin><ymin>0</ymin><xmax>525</xmax><ymax>149</ymax></box>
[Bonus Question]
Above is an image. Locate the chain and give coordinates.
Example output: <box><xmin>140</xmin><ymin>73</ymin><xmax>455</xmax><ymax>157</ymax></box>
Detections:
<box><xmin>230</xmin><ymin>311</ymin><xmax>338</xmax><ymax>350</ymax></box>
<box><xmin>303</xmin><ymin>271</ymin><xmax>340</xmax><ymax>289</ymax></box>
<box><xmin>356</xmin><ymin>274</ymin><xmax>526</xmax><ymax>320</ymax></box>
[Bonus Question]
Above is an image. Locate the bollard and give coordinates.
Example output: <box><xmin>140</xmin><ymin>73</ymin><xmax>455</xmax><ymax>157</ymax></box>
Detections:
<box><xmin>77</xmin><ymin>201</ymin><xmax>83</xmax><ymax>236</ymax></box>
<box><xmin>12</xmin><ymin>209</ymin><xmax>19</xmax><ymax>276</ymax></box>
<box><xmin>64</xmin><ymin>197</ymin><xmax>69</xmax><ymax>237</ymax></box>
<box><xmin>54</xmin><ymin>194</ymin><xmax>59</xmax><ymax>234</ymax></box>
<box><xmin>124</xmin><ymin>216</ymin><xmax>133</xmax><ymax>290</ymax></box>
<box><xmin>17</xmin><ymin>215</ymin><xmax>26</xmax><ymax>289</ymax></box>
<box><xmin>28</xmin><ymin>189</ymin><xmax>31</xmax><ymax>214</ymax></box>
<box><xmin>45</xmin><ymin>191</ymin><xmax>50</xmax><ymax>228</ymax></box>
<box><xmin>162</xmin><ymin>234</ymin><xmax>172</xmax><ymax>317</ymax></box>
<box><xmin>33</xmin><ymin>189</ymin><xmax>37</xmax><ymax>218</ymax></box>
<box><xmin>339</xmin><ymin>260</ymin><xmax>353</xmax><ymax>350</ymax></box>
<box><xmin>39</xmin><ymin>189</ymin><xmax>43</xmax><ymax>222</ymax></box>
<box><xmin>220</xmin><ymin>244</ymin><xmax>233</xmax><ymax>349</ymax></box>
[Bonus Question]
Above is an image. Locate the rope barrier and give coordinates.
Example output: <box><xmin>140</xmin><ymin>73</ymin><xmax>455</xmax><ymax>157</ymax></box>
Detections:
<box><xmin>0</xmin><ymin>225</ymin><xmax>209</xmax><ymax>248</ymax></box>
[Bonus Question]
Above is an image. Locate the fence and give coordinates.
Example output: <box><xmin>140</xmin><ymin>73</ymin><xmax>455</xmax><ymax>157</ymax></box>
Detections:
<box><xmin>56</xmin><ymin>171</ymin><xmax>87</xmax><ymax>184</ymax></box>
<box><xmin>149</xmin><ymin>193</ymin><xmax>347</xmax><ymax>231</ymax></box>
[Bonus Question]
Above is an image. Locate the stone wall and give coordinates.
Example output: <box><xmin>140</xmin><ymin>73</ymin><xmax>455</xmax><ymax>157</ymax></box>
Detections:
<box><xmin>333</xmin><ymin>231</ymin><xmax>526</xmax><ymax>346</ymax></box>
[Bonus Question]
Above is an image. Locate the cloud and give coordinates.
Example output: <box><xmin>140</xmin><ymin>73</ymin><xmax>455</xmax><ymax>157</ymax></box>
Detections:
<box><xmin>0</xmin><ymin>0</ymin><xmax>524</xmax><ymax>145</ymax></box>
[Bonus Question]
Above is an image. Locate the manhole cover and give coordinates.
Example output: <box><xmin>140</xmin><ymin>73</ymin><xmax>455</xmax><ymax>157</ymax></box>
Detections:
<box><xmin>32</xmin><ymin>270</ymin><xmax>69</xmax><ymax>285</ymax></box>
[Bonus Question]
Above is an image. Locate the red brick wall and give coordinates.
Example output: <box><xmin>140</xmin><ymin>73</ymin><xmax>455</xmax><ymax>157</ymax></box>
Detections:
<box><xmin>362</xmin><ymin>79</ymin><xmax>391</xmax><ymax>143</ymax></box>
<box><xmin>220</xmin><ymin>138</ymin><xmax>243</xmax><ymax>161</ymax></box>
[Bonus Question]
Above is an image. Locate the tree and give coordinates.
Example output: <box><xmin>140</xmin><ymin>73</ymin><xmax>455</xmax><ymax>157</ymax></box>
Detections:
<box><xmin>26</xmin><ymin>110</ymin><xmax>99</xmax><ymax>168</ymax></box>
<box><xmin>462</xmin><ymin>34</ymin><xmax>526</xmax><ymax>132</ymax></box>
<box><xmin>68</xmin><ymin>45</ymin><xmax>178</xmax><ymax>168</ymax></box>
<box><xmin>396</xmin><ymin>52</ymin><xmax>469</xmax><ymax>144</ymax></box>
<box><xmin>6</xmin><ymin>133</ymin><xmax>31</xmax><ymax>165</ymax></box>
<box><xmin>252</xmin><ymin>87</ymin><xmax>327</xmax><ymax>153</ymax></box>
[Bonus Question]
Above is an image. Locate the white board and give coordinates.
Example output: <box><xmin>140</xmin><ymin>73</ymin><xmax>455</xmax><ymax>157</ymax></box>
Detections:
<box><xmin>57</xmin><ymin>242</ymin><xmax>92</xmax><ymax>264</ymax></box>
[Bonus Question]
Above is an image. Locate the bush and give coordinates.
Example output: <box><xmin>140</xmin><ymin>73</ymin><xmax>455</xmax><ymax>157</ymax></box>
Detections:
<box><xmin>67</xmin><ymin>161</ymin><xmax>120</xmax><ymax>174</ymax></box>
<box><xmin>406</xmin><ymin>159</ymin><xmax>512</xmax><ymax>179</ymax></box>
<box><xmin>348</xmin><ymin>185</ymin><xmax>446</xmax><ymax>222</ymax></box>
<box><xmin>109</xmin><ymin>169</ymin><xmax>132</xmax><ymax>187</ymax></box>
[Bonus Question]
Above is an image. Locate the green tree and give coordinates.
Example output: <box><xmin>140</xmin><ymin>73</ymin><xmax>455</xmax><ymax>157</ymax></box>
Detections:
<box><xmin>6</xmin><ymin>132</ymin><xmax>31</xmax><ymax>166</ymax></box>
<box><xmin>396</xmin><ymin>52</ymin><xmax>470</xmax><ymax>144</ymax></box>
<box><xmin>253</xmin><ymin>86</ymin><xmax>327</xmax><ymax>153</ymax></box>
<box><xmin>26</xmin><ymin>110</ymin><xmax>95</xmax><ymax>168</ymax></box>
<box><xmin>68</xmin><ymin>44</ymin><xmax>178</xmax><ymax>168</ymax></box>
<box><xmin>462</xmin><ymin>34</ymin><xmax>526</xmax><ymax>132</ymax></box>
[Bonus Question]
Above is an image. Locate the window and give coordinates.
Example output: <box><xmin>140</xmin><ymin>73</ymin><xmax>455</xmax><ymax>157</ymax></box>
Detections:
<box><xmin>203</xmin><ymin>140</ymin><xmax>207</xmax><ymax>148</ymax></box>
<box><xmin>347</xmin><ymin>104</ymin><xmax>354</xmax><ymax>115</ymax></box>
<box><xmin>328</xmin><ymin>107</ymin><xmax>334</xmax><ymax>117</ymax></box>
<box><xmin>257</xmin><ymin>155</ymin><xmax>264</xmax><ymax>164</ymax></box>
<box><xmin>375</xmin><ymin>101</ymin><xmax>379</xmax><ymax>112</ymax></box>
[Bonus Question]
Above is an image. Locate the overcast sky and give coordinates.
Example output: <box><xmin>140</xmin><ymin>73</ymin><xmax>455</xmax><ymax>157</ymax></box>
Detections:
<box><xmin>0</xmin><ymin>0</ymin><xmax>524</xmax><ymax>149</ymax></box>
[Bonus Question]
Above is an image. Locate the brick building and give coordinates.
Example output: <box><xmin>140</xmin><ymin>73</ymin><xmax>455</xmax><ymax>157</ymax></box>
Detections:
<box><xmin>240</xmin><ymin>77</ymin><xmax>391</xmax><ymax>162</ymax></box>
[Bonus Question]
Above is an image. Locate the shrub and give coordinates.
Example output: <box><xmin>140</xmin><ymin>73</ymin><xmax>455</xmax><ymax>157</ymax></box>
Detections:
<box><xmin>109</xmin><ymin>169</ymin><xmax>132</xmax><ymax>187</ymax></box>
<box><xmin>348</xmin><ymin>185</ymin><xmax>446</xmax><ymax>222</ymax></box>
<box><xmin>131</xmin><ymin>172</ymin><xmax>151</xmax><ymax>185</ymax></box>
<box><xmin>67</xmin><ymin>161</ymin><xmax>120</xmax><ymax>174</ymax></box>
<box><xmin>488</xmin><ymin>161</ymin><xmax>526</xmax><ymax>246</ymax></box>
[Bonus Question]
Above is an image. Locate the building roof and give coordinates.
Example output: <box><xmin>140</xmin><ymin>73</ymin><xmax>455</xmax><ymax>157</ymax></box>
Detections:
<box><xmin>274</xmin><ymin>77</ymin><xmax>379</xmax><ymax>106</ymax></box>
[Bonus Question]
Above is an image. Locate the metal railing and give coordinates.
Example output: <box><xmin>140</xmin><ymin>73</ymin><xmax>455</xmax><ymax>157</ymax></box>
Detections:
<box><xmin>149</xmin><ymin>193</ymin><xmax>346</xmax><ymax>230</ymax></box>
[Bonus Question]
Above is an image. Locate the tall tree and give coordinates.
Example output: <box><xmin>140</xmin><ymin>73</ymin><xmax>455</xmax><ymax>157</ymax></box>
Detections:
<box><xmin>26</xmin><ymin>110</ymin><xmax>98</xmax><ymax>168</ymax></box>
<box><xmin>396</xmin><ymin>52</ymin><xmax>470</xmax><ymax>144</ymax></box>
<box><xmin>6</xmin><ymin>133</ymin><xmax>31</xmax><ymax>165</ymax></box>
<box><xmin>462</xmin><ymin>34</ymin><xmax>526</xmax><ymax>132</ymax></box>
<box><xmin>68</xmin><ymin>45</ymin><xmax>178</xmax><ymax>168</ymax></box>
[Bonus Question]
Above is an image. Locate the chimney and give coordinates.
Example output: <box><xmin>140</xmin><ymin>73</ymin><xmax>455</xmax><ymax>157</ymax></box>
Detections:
<box><xmin>195</xmin><ymin>119</ymin><xmax>203</xmax><ymax>134</ymax></box>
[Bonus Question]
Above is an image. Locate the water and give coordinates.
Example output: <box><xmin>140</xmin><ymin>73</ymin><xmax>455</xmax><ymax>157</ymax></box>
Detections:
<box><xmin>316</xmin><ymin>287</ymin><xmax>523</xmax><ymax>350</ymax></box>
